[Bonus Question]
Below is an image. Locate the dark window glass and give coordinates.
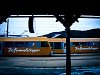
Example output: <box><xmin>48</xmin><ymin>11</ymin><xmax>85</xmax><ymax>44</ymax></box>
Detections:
<box><xmin>28</xmin><ymin>42</ymin><xmax>34</xmax><ymax>47</ymax></box>
<box><xmin>96</xmin><ymin>42</ymin><xmax>100</xmax><ymax>47</ymax></box>
<box><xmin>41</xmin><ymin>42</ymin><xmax>49</xmax><ymax>47</ymax></box>
<box><xmin>80</xmin><ymin>42</ymin><xmax>87</xmax><ymax>46</ymax></box>
<box><xmin>54</xmin><ymin>42</ymin><xmax>61</xmax><ymax>49</ymax></box>
<box><xmin>35</xmin><ymin>42</ymin><xmax>41</xmax><ymax>48</ymax></box>
<box><xmin>73</xmin><ymin>42</ymin><xmax>79</xmax><ymax>46</ymax></box>
<box><xmin>91</xmin><ymin>42</ymin><xmax>100</xmax><ymax>46</ymax></box>
<box><xmin>70</xmin><ymin>42</ymin><xmax>73</xmax><ymax>46</ymax></box>
<box><xmin>29</xmin><ymin>42</ymin><xmax>40</xmax><ymax>48</ymax></box>
<box><xmin>4</xmin><ymin>42</ymin><xmax>14</xmax><ymax>47</ymax></box>
<box><xmin>91</xmin><ymin>42</ymin><xmax>96</xmax><ymax>46</ymax></box>
<box><xmin>15</xmin><ymin>42</ymin><xmax>24</xmax><ymax>47</ymax></box>
<box><xmin>87</xmin><ymin>42</ymin><xmax>91</xmax><ymax>46</ymax></box>
<box><xmin>24</xmin><ymin>42</ymin><xmax>29</xmax><ymax>47</ymax></box>
<box><xmin>14</xmin><ymin>42</ymin><xmax>41</xmax><ymax>48</ymax></box>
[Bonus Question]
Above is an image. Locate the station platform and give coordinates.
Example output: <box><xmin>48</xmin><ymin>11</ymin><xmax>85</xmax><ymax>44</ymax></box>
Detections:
<box><xmin>51</xmin><ymin>54</ymin><xmax>66</xmax><ymax>57</ymax></box>
<box><xmin>0</xmin><ymin>57</ymin><xmax>66</xmax><ymax>75</ymax></box>
<box><xmin>0</xmin><ymin>57</ymin><xmax>66</xmax><ymax>68</ymax></box>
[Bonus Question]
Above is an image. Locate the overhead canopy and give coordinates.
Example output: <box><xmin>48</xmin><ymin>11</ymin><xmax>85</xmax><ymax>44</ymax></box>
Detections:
<box><xmin>0</xmin><ymin>0</ymin><xmax>100</xmax><ymax>15</ymax></box>
<box><xmin>0</xmin><ymin>0</ymin><xmax>100</xmax><ymax>24</ymax></box>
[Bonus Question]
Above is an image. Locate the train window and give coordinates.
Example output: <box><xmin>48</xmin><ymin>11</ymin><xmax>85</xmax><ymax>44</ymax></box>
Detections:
<box><xmin>91</xmin><ymin>42</ymin><xmax>100</xmax><ymax>46</ymax></box>
<box><xmin>90</xmin><ymin>42</ymin><xmax>96</xmax><ymax>46</ymax></box>
<box><xmin>41</xmin><ymin>42</ymin><xmax>49</xmax><ymax>47</ymax></box>
<box><xmin>15</xmin><ymin>42</ymin><xmax>24</xmax><ymax>47</ymax></box>
<box><xmin>28</xmin><ymin>42</ymin><xmax>41</xmax><ymax>48</ymax></box>
<box><xmin>24</xmin><ymin>42</ymin><xmax>30</xmax><ymax>47</ymax></box>
<box><xmin>4</xmin><ymin>42</ymin><xmax>14</xmax><ymax>47</ymax></box>
<box><xmin>28</xmin><ymin>42</ymin><xmax>34</xmax><ymax>47</ymax></box>
<box><xmin>54</xmin><ymin>42</ymin><xmax>61</xmax><ymax>49</ymax></box>
<box><xmin>80</xmin><ymin>42</ymin><xmax>87</xmax><ymax>46</ymax></box>
<box><xmin>96</xmin><ymin>42</ymin><xmax>100</xmax><ymax>46</ymax></box>
<box><xmin>70</xmin><ymin>42</ymin><xmax>73</xmax><ymax>46</ymax></box>
<box><xmin>87</xmin><ymin>42</ymin><xmax>91</xmax><ymax>46</ymax></box>
<box><xmin>35</xmin><ymin>42</ymin><xmax>41</xmax><ymax>48</ymax></box>
<box><xmin>87</xmin><ymin>42</ymin><xmax>100</xmax><ymax>46</ymax></box>
<box><xmin>92</xmin><ymin>42</ymin><xmax>95</xmax><ymax>46</ymax></box>
<box><xmin>73</xmin><ymin>42</ymin><xmax>79</xmax><ymax>46</ymax></box>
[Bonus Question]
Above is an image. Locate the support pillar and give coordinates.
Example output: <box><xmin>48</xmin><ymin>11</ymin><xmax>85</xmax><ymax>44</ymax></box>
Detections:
<box><xmin>66</xmin><ymin>27</ymin><xmax>71</xmax><ymax>75</ymax></box>
<box><xmin>54</xmin><ymin>14</ymin><xmax>80</xmax><ymax>75</ymax></box>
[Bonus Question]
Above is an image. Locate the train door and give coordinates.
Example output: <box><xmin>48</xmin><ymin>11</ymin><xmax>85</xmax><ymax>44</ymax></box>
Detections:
<box><xmin>63</xmin><ymin>42</ymin><xmax>66</xmax><ymax>53</ymax></box>
<box><xmin>40</xmin><ymin>41</ymin><xmax>51</xmax><ymax>55</ymax></box>
<box><xmin>50</xmin><ymin>42</ymin><xmax>65</xmax><ymax>54</ymax></box>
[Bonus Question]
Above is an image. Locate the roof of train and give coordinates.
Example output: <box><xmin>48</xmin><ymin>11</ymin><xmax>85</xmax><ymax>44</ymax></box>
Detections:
<box><xmin>48</xmin><ymin>38</ymin><xmax>100</xmax><ymax>42</ymax></box>
<box><xmin>70</xmin><ymin>38</ymin><xmax>100</xmax><ymax>42</ymax></box>
<box><xmin>0</xmin><ymin>37</ymin><xmax>100</xmax><ymax>42</ymax></box>
<box><xmin>0</xmin><ymin>37</ymin><xmax>48</xmax><ymax>42</ymax></box>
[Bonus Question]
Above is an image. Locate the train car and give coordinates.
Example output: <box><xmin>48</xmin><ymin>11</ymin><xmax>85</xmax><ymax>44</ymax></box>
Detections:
<box><xmin>48</xmin><ymin>38</ymin><xmax>66</xmax><ymax>54</ymax></box>
<box><xmin>0</xmin><ymin>37</ymin><xmax>51</xmax><ymax>56</ymax></box>
<box><xmin>0</xmin><ymin>37</ymin><xmax>100</xmax><ymax>56</ymax></box>
<box><xmin>48</xmin><ymin>38</ymin><xmax>100</xmax><ymax>54</ymax></box>
<box><xmin>70</xmin><ymin>38</ymin><xmax>100</xmax><ymax>54</ymax></box>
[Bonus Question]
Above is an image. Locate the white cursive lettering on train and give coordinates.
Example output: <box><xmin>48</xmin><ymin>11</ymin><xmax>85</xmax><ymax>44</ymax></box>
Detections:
<box><xmin>8</xmin><ymin>47</ymin><xmax>40</xmax><ymax>53</ymax></box>
<box><xmin>75</xmin><ymin>46</ymin><xmax>99</xmax><ymax>50</ymax></box>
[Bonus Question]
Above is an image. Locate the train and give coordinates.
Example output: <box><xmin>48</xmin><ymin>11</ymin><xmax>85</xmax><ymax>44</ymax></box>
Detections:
<box><xmin>0</xmin><ymin>37</ymin><xmax>51</xmax><ymax>56</ymax></box>
<box><xmin>49</xmin><ymin>38</ymin><xmax>100</xmax><ymax>54</ymax></box>
<box><xmin>0</xmin><ymin>37</ymin><xmax>100</xmax><ymax>56</ymax></box>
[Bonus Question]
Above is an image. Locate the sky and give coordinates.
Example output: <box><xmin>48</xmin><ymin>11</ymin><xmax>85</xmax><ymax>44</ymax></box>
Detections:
<box><xmin>0</xmin><ymin>16</ymin><xmax>100</xmax><ymax>37</ymax></box>
<box><xmin>71</xmin><ymin>18</ymin><xmax>100</xmax><ymax>31</ymax></box>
